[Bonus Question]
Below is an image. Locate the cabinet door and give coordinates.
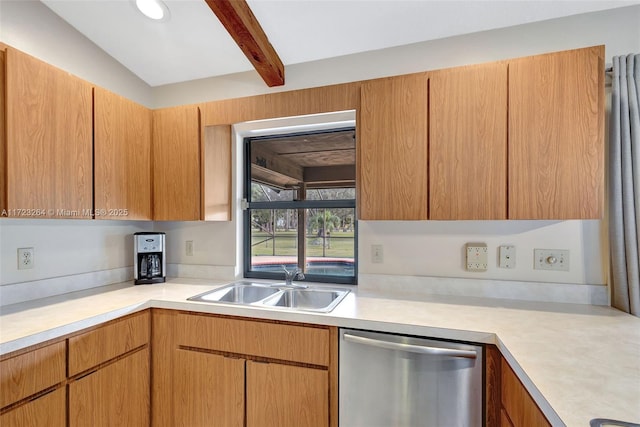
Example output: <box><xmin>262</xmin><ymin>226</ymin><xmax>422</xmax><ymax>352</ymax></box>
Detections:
<box><xmin>429</xmin><ymin>63</ymin><xmax>508</xmax><ymax>220</ymax></box>
<box><xmin>5</xmin><ymin>47</ymin><xmax>92</xmax><ymax>218</ymax></box>
<box><xmin>247</xmin><ymin>360</ymin><xmax>328</xmax><ymax>427</ymax></box>
<box><xmin>203</xmin><ymin>125</ymin><xmax>232</xmax><ymax>221</ymax></box>
<box><xmin>94</xmin><ymin>87</ymin><xmax>152</xmax><ymax>220</ymax></box>
<box><xmin>0</xmin><ymin>387</ymin><xmax>66</xmax><ymax>427</ymax></box>
<box><xmin>508</xmin><ymin>46</ymin><xmax>604</xmax><ymax>219</ymax></box>
<box><xmin>173</xmin><ymin>349</ymin><xmax>244</xmax><ymax>427</ymax></box>
<box><xmin>68</xmin><ymin>348</ymin><xmax>150</xmax><ymax>427</ymax></box>
<box><xmin>358</xmin><ymin>73</ymin><xmax>428</xmax><ymax>220</ymax></box>
<box><xmin>152</xmin><ymin>105</ymin><xmax>201</xmax><ymax>221</ymax></box>
<box><xmin>501</xmin><ymin>358</ymin><xmax>550</xmax><ymax>427</ymax></box>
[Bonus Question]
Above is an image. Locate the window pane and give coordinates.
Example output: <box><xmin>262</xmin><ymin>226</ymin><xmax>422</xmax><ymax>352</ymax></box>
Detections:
<box><xmin>250</xmin><ymin>182</ymin><xmax>295</xmax><ymax>202</ymax></box>
<box><xmin>249</xmin><ymin>208</ymin><xmax>355</xmax><ymax>278</ymax></box>
<box><xmin>306</xmin><ymin>188</ymin><xmax>356</xmax><ymax>201</ymax></box>
<box><xmin>305</xmin><ymin>208</ymin><xmax>355</xmax><ymax>277</ymax></box>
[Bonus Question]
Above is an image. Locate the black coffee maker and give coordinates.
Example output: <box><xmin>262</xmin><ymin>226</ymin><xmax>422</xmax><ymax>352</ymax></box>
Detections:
<box><xmin>134</xmin><ymin>232</ymin><xmax>166</xmax><ymax>285</ymax></box>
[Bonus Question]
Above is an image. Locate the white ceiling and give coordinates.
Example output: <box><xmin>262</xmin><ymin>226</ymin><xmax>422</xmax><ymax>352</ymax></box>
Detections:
<box><xmin>41</xmin><ymin>0</ymin><xmax>638</xmax><ymax>87</ymax></box>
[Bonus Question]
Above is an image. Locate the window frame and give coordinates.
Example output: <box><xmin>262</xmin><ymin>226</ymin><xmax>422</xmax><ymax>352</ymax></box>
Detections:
<box><xmin>242</xmin><ymin>129</ymin><xmax>357</xmax><ymax>285</ymax></box>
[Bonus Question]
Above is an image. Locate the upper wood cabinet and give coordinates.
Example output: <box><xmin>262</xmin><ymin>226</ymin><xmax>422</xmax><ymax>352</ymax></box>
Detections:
<box><xmin>152</xmin><ymin>105</ymin><xmax>201</xmax><ymax>221</ymax></box>
<box><xmin>358</xmin><ymin>73</ymin><xmax>428</xmax><ymax>220</ymax></box>
<box><xmin>508</xmin><ymin>46</ymin><xmax>604</xmax><ymax>219</ymax></box>
<box><xmin>203</xmin><ymin>125</ymin><xmax>232</xmax><ymax>221</ymax></box>
<box><xmin>5</xmin><ymin>47</ymin><xmax>93</xmax><ymax>218</ymax></box>
<box><xmin>429</xmin><ymin>63</ymin><xmax>508</xmax><ymax>220</ymax></box>
<box><xmin>94</xmin><ymin>87</ymin><xmax>152</xmax><ymax>220</ymax></box>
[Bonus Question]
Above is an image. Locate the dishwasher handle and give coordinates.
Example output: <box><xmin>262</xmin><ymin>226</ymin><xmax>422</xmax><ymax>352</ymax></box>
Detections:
<box><xmin>343</xmin><ymin>333</ymin><xmax>477</xmax><ymax>359</ymax></box>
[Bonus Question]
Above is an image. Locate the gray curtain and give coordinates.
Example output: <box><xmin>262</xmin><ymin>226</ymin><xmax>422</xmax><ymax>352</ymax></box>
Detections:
<box><xmin>610</xmin><ymin>54</ymin><xmax>640</xmax><ymax>316</ymax></box>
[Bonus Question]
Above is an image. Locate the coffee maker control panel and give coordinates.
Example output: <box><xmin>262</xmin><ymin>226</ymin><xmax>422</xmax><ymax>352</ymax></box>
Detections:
<box><xmin>137</xmin><ymin>235</ymin><xmax>162</xmax><ymax>253</ymax></box>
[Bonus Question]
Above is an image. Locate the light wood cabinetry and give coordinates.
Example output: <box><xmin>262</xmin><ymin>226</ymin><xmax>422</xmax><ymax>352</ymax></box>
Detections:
<box><xmin>429</xmin><ymin>63</ymin><xmax>508</xmax><ymax>220</ymax></box>
<box><xmin>152</xmin><ymin>105</ymin><xmax>201</xmax><ymax>221</ymax></box>
<box><xmin>246</xmin><ymin>360</ymin><xmax>329</xmax><ymax>427</ymax></box>
<box><xmin>151</xmin><ymin>309</ymin><xmax>337</xmax><ymax>427</ymax></box>
<box><xmin>67</xmin><ymin>311</ymin><xmax>150</xmax><ymax>427</ymax></box>
<box><xmin>5</xmin><ymin>47</ymin><xmax>93</xmax><ymax>219</ymax></box>
<box><xmin>67</xmin><ymin>310</ymin><xmax>150</xmax><ymax>376</ymax></box>
<box><xmin>0</xmin><ymin>388</ymin><xmax>66</xmax><ymax>427</ymax></box>
<box><xmin>203</xmin><ymin>125</ymin><xmax>232</xmax><ymax>221</ymax></box>
<box><xmin>94</xmin><ymin>87</ymin><xmax>152</xmax><ymax>220</ymax></box>
<box><xmin>0</xmin><ymin>341</ymin><xmax>66</xmax><ymax>408</ymax></box>
<box><xmin>174</xmin><ymin>349</ymin><xmax>245</xmax><ymax>427</ymax></box>
<box><xmin>500</xmin><ymin>357</ymin><xmax>551</xmax><ymax>427</ymax></box>
<box><xmin>358</xmin><ymin>73</ymin><xmax>428</xmax><ymax>220</ymax></box>
<box><xmin>68</xmin><ymin>348</ymin><xmax>150</xmax><ymax>427</ymax></box>
<box><xmin>0</xmin><ymin>341</ymin><xmax>67</xmax><ymax>427</ymax></box>
<box><xmin>508</xmin><ymin>45</ymin><xmax>604</xmax><ymax>219</ymax></box>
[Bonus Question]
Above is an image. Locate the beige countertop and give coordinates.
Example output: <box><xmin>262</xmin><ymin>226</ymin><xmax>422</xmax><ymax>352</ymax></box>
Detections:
<box><xmin>1</xmin><ymin>277</ymin><xmax>639</xmax><ymax>427</ymax></box>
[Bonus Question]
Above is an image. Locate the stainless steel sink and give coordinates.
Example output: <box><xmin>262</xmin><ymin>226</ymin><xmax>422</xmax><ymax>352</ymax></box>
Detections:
<box><xmin>187</xmin><ymin>281</ymin><xmax>349</xmax><ymax>313</ymax></box>
<box><xmin>261</xmin><ymin>288</ymin><xmax>348</xmax><ymax>312</ymax></box>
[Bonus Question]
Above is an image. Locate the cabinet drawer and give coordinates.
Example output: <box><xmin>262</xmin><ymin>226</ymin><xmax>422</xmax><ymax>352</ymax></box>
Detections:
<box><xmin>176</xmin><ymin>313</ymin><xmax>329</xmax><ymax>366</ymax></box>
<box><xmin>0</xmin><ymin>341</ymin><xmax>66</xmax><ymax>408</ymax></box>
<box><xmin>68</xmin><ymin>311</ymin><xmax>150</xmax><ymax>376</ymax></box>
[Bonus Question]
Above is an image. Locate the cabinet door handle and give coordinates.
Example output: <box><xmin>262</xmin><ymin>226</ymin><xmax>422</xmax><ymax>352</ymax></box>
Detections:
<box><xmin>343</xmin><ymin>333</ymin><xmax>477</xmax><ymax>359</ymax></box>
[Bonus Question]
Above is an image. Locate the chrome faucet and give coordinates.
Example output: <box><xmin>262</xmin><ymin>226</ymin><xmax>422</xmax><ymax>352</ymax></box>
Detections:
<box><xmin>282</xmin><ymin>265</ymin><xmax>307</xmax><ymax>288</ymax></box>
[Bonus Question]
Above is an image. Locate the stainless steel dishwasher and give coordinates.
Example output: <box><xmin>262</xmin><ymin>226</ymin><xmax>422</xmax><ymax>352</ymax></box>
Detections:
<box><xmin>339</xmin><ymin>329</ymin><xmax>484</xmax><ymax>427</ymax></box>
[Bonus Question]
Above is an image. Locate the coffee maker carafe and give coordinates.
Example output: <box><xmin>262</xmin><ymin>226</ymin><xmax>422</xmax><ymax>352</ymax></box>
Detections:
<box><xmin>134</xmin><ymin>232</ymin><xmax>166</xmax><ymax>285</ymax></box>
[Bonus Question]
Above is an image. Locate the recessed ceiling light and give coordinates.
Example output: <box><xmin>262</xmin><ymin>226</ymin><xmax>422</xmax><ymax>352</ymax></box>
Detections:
<box><xmin>134</xmin><ymin>0</ymin><xmax>170</xmax><ymax>21</ymax></box>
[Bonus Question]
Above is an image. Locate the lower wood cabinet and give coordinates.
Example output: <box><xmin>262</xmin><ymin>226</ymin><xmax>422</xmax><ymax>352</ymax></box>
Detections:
<box><xmin>246</xmin><ymin>360</ymin><xmax>328</xmax><ymax>427</ymax></box>
<box><xmin>0</xmin><ymin>387</ymin><xmax>66</xmax><ymax>427</ymax></box>
<box><xmin>500</xmin><ymin>357</ymin><xmax>551</xmax><ymax>427</ymax></box>
<box><xmin>152</xmin><ymin>309</ymin><xmax>337</xmax><ymax>427</ymax></box>
<box><xmin>68</xmin><ymin>348</ymin><xmax>150</xmax><ymax>427</ymax></box>
<box><xmin>173</xmin><ymin>349</ymin><xmax>245</xmax><ymax>427</ymax></box>
<box><xmin>0</xmin><ymin>340</ymin><xmax>66</xmax><ymax>427</ymax></box>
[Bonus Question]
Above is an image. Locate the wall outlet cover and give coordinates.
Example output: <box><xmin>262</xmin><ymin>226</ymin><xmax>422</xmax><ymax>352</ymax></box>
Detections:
<box><xmin>466</xmin><ymin>243</ymin><xmax>488</xmax><ymax>272</ymax></box>
<box><xmin>18</xmin><ymin>247</ymin><xmax>34</xmax><ymax>270</ymax></box>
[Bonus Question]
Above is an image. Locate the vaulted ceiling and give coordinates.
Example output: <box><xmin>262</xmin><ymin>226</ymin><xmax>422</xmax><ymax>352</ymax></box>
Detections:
<box><xmin>41</xmin><ymin>0</ymin><xmax>638</xmax><ymax>87</ymax></box>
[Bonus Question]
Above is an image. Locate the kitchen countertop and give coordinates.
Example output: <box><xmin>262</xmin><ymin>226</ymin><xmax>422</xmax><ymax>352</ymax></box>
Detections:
<box><xmin>1</xmin><ymin>278</ymin><xmax>638</xmax><ymax>427</ymax></box>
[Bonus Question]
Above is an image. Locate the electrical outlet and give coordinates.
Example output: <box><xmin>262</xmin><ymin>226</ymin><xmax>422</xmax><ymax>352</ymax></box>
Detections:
<box><xmin>371</xmin><ymin>244</ymin><xmax>383</xmax><ymax>264</ymax></box>
<box><xmin>18</xmin><ymin>247</ymin><xmax>34</xmax><ymax>270</ymax></box>
<box><xmin>499</xmin><ymin>245</ymin><xmax>516</xmax><ymax>269</ymax></box>
<box><xmin>534</xmin><ymin>249</ymin><xmax>570</xmax><ymax>271</ymax></box>
<box><xmin>186</xmin><ymin>240</ymin><xmax>194</xmax><ymax>256</ymax></box>
<box><xmin>466</xmin><ymin>243</ymin><xmax>488</xmax><ymax>271</ymax></box>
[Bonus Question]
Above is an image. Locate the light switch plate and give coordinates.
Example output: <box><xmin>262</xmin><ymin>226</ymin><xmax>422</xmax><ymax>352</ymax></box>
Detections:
<box><xmin>371</xmin><ymin>244</ymin><xmax>383</xmax><ymax>264</ymax></box>
<box><xmin>499</xmin><ymin>245</ymin><xmax>516</xmax><ymax>269</ymax></box>
<box><xmin>466</xmin><ymin>243</ymin><xmax>488</xmax><ymax>272</ymax></box>
<box><xmin>534</xmin><ymin>249</ymin><xmax>570</xmax><ymax>271</ymax></box>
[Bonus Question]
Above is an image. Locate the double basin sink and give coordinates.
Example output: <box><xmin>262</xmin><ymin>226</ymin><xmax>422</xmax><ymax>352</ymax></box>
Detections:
<box><xmin>188</xmin><ymin>281</ymin><xmax>350</xmax><ymax>313</ymax></box>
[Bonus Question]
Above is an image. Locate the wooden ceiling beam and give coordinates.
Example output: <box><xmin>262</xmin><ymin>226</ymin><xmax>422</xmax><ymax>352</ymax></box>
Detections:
<box><xmin>204</xmin><ymin>0</ymin><xmax>284</xmax><ymax>87</ymax></box>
